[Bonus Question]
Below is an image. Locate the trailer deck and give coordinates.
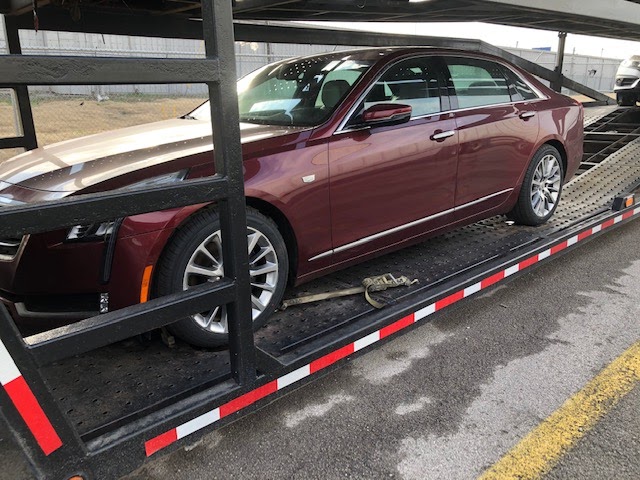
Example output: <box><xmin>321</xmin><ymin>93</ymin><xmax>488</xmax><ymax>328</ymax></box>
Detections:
<box><xmin>26</xmin><ymin>106</ymin><xmax>640</xmax><ymax>467</ymax></box>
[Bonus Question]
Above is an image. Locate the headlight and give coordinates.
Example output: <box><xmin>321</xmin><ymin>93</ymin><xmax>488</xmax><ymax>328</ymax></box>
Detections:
<box><xmin>65</xmin><ymin>170</ymin><xmax>187</xmax><ymax>242</ymax></box>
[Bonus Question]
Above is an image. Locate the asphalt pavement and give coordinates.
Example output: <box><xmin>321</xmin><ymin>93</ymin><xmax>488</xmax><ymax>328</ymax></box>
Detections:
<box><xmin>126</xmin><ymin>219</ymin><xmax>640</xmax><ymax>480</ymax></box>
<box><xmin>546</xmin><ymin>385</ymin><xmax>639</xmax><ymax>480</ymax></box>
<box><xmin>1</xmin><ymin>219</ymin><xmax>639</xmax><ymax>479</ymax></box>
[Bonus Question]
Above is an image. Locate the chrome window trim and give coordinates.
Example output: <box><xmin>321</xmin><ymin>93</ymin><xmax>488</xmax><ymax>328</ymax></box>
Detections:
<box><xmin>335</xmin><ymin>53</ymin><xmax>548</xmax><ymax>135</ymax></box>
<box><xmin>309</xmin><ymin>188</ymin><xmax>513</xmax><ymax>261</ymax></box>
<box><xmin>414</xmin><ymin>97</ymin><xmax>547</xmax><ymax>118</ymax></box>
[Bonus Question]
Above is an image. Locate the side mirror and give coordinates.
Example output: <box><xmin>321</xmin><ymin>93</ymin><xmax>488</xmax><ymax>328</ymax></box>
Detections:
<box><xmin>362</xmin><ymin>103</ymin><xmax>412</xmax><ymax>126</ymax></box>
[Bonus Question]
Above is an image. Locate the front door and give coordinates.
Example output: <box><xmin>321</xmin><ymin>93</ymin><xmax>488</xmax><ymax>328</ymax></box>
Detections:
<box><xmin>328</xmin><ymin>56</ymin><xmax>458</xmax><ymax>261</ymax></box>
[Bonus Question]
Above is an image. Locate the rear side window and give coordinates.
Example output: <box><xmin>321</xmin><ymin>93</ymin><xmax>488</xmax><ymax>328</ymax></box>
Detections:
<box><xmin>500</xmin><ymin>65</ymin><xmax>539</xmax><ymax>101</ymax></box>
<box><xmin>444</xmin><ymin>57</ymin><xmax>511</xmax><ymax>108</ymax></box>
<box><xmin>362</xmin><ymin>57</ymin><xmax>443</xmax><ymax>117</ymax></box>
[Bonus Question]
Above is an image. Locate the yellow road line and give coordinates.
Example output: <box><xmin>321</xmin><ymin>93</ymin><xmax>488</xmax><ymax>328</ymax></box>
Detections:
<box><xmin>479</xmin><ymin>341</ymin><xmax>640</xmax><ymax>480</ymax></box>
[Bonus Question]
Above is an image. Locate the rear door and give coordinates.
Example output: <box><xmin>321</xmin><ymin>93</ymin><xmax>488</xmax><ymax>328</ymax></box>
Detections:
<box><xmin>443</xmin><ymin>56</ymin><xmax>540</xmax><ymax>220</ymax></box>
<box><xmin>327</xmin><ymin>55</ymin><xmax>458</xmax><ymax>259</ymax></box>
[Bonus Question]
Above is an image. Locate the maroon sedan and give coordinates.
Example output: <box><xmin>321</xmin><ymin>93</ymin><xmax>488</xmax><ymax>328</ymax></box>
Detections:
<box><xmin>0</xmin><ymin>48</ymin><xmax>583</xmax><ymax>346</ymax></box>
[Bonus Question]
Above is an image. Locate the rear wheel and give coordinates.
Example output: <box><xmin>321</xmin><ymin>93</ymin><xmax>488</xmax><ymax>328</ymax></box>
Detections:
<box><xmin>617</xmin><ymin>92</ymin><xmax>637</xmax><ymax>107</ymax></box>
<box><xmin>508</xmin><ymin>145</ymin><xmax>564</xmax><ymax>226</ymax></box>
<box><xmin>155</xmin><ymin>207</ymin><xmax>288</xmax><ymax>348</ymax></box>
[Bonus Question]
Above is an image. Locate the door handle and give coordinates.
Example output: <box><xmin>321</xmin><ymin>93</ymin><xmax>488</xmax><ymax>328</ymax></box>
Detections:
<box><xmin>431</xmin><ymin>130</ymin><xmax>455</xmax><ymax>141</ymax></box>
<box><xmin>519</xmin><ymin>111</ymin><xmax>536</xmax><ymax>119</ymax></box>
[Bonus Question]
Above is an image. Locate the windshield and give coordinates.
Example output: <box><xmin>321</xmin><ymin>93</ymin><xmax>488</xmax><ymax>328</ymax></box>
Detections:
<box><xmin>188</xmin><ymin>53</ymin><xmax>374</xmax><ymax>127</ymax></box>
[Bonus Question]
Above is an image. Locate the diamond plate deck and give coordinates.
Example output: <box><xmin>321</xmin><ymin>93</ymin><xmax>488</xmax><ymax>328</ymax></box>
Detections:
<box><xmin>583</xmin><ymin>105</ymin><xmax>620</xmax><ymax>127</ymax></box>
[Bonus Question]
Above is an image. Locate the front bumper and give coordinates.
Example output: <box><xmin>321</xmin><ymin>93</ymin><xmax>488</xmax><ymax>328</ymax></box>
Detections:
<box><xmin>0</xmin><ymin>217</ymin><xmax>177</xmax><ymax>335</ymax></box>
<box><xmin>0</xmin><ymin>289</ymin><xmax>100</xmax><ymax>335</ymax></box>
<box><xmin>614</xmin><ymin>76</ymin><xmax>640</xmax><ymax>92</ymax></box>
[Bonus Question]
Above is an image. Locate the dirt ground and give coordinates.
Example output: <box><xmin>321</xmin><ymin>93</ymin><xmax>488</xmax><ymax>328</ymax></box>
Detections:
<box><xmin>0</xmin><ymin>96</ymin><xmax>206</xmax><ymax>161</ymax></box>
<box><xmin>571</xmin><ymin>92</ymin><xmax>616</xmax><ymax>103</ymax></box>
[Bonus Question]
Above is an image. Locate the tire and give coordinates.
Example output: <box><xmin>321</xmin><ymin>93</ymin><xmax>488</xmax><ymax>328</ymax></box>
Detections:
<box><xmin>617</xmin><ymin>92</ymin><xmax>637</xmax><ymax>107</ymax></box>
<box><xmin>508</xmin><ymin>145</ymin><xmax>564</xmax><ymax>226</ymax></box>
<box><xmin>155</xmin><ymin>207</ymin><xmax>289</xmax><ymax>348</ymax></box>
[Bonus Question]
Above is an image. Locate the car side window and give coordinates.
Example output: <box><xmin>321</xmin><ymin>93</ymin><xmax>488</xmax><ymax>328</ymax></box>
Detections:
<box><xmin>315</xmin><ymin>69</ymin><xmax>363</xmax><ymax>109</ymax></box>
<box><xmin>362</xmin><ymin>57</ymin><xmax>443</xmax><ymax>118</ymax></box>
<box><xmin>444</xmin><ymin>57</ymin><xmax>511</xmax><ymax>108</ymax></box>
<box><xmin>499</xmin><ymin>65</ymin><xmax>539</xmax><ymax>102</ymax></box>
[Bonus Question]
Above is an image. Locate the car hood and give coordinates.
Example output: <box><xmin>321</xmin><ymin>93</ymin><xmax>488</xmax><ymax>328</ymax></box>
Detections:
<box><xmin>0</xmin><ymin>119</ymin><xmax>307</xmax><ymax>195</ymax></box>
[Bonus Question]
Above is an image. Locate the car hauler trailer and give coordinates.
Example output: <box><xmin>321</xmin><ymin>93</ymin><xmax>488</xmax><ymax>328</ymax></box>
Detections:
<box><xmin>1</xmin><ymin>2</ymin><xmax>640</xmax><ymax>479</ymax></box>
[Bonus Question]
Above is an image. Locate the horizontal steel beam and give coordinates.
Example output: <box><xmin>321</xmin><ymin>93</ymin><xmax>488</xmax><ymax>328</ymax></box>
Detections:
<box><xmin>483</xmin><ymin>0</ymin><xmax>640</xmax><ymax>27</ymax></box>
<box><xmin>0</xmin><ymin>55</ymin><xmax>220</xmax><ymax>86</ymax></box>
<box><xmin>11</xmin><ymin>8</ymin><xmax>205</xmax><ymax>39</ymax></box>
<box><xmin>234</xmin><ymin>21</ymin><xmax>484</xmax><ymax>50</ymax></box>
<box><xmin>26</xmin><ymin>280</ymin><xmax>237</xmax><ymax>365</ymax></box>
<box><xmin>0</xmin><ymin>136</ymin><xmax>26</xmax><ymax>149</ymax></box>
<box><xmin>0</xmin><ymin>0</ymin><xmax>32</xmax><ymax>15</ymax></box>
<box><xmin>0</xmin><ymin>176</ymin><xmax>228</xmax><ymax>237</ymax></box>
<box><xmin>233</xmin><ymin>0</ymin><xmax>301</xmax><ymax>14</ymax></box>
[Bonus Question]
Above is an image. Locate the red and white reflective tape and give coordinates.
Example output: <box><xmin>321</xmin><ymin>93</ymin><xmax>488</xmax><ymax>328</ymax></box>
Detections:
<box><xmin>0</xmin><ymin>339</ymin><xmax>62</xmax><ymax>455</ymax></box>
<box><xmin>145</xmin><ymin>206</ymin><xmax>640</xmax><ymax>457</ymax></box>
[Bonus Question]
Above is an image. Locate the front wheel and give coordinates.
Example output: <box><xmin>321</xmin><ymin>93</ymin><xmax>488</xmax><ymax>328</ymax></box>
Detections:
<box><xmin>508</xmin><ymin>145</ymin><xmax>564</xmax><ymax>226</ymax></box>
<box><xmin>155</xmin><ymin>207</ymin><xmax>289</xmax><ymax>348</ymax></box>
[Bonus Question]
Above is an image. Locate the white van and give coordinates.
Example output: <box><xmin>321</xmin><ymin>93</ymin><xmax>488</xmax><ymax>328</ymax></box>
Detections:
<box><xmin>614</xmin><ymin>56</ymin><xmax>640</xmax><ymax>106</ymax></box>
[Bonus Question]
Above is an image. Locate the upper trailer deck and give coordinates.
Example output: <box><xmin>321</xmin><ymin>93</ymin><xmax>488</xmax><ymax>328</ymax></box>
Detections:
<box><xmin>5</xmin><ymin>0</ymin><xmax>640</xmax><ymax>42</ymax></box>
<box><xmin>32</xmin><ymin>107</ymin><xmax>640</xmax><ymax>465</ymax></box>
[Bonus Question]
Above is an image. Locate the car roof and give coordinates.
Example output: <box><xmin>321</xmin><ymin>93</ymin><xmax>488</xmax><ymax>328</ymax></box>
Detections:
<box><xmin>282</xmin><ymin>46</ymin><xmax>498</xmax><ymax>64</ymax></box>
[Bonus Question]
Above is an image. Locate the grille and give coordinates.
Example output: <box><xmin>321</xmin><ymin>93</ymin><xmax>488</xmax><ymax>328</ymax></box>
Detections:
<box><xmin>616</xmin><ymin>77</ymin><xmax>637</xmax><ymax>87</ymax></box>
<box><xmin>0</xmin><ymin>237</ymin><xmax>23</xmax><ymax>260</ymax></box>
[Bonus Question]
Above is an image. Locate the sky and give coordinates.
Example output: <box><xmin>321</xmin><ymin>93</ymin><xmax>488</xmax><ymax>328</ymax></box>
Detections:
<box><xmin>315</xmin><ymin>22</ymin><xmax>640</xmax><ymax>60</ymax></box>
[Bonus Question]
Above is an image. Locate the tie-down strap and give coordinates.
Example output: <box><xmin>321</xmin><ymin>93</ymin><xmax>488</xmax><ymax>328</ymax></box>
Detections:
<box><xmin>280</xmin><ymin>273</ymin><xmax>419</xmax><ymax>310</ymax></box>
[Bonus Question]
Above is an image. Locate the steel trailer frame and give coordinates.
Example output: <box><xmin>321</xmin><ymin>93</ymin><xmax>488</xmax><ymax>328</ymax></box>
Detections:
<box><xmin>0</xmin><ymin>4</ymin><xmax>635</xmax><ymax>479</ymax></box>
<box><xmin>0</xmin><ymin>1</ymin><xmax>261</xmax><ymax>477</ymax></box>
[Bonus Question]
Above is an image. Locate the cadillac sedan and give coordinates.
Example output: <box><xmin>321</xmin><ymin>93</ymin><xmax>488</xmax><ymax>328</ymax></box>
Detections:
<box><xmin>0</xmin><ymin>48</ymin><xmax>583</xmax><ymax>347</ymax></box>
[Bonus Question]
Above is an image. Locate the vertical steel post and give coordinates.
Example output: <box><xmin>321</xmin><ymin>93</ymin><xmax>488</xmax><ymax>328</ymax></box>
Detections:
<box><xmin>551</xmin><ymin>31</ymin><xmax>567</xmax><ymax>92</ymax></box>
<box><xmin>200</xmin><ymin>0</ymin><xmax>256</xmax><ymax>384</ymax></box>
<box><xmin>3</xmin><ymin>16</ymin><xmax>38</xmax><ymax>150</ymax></box>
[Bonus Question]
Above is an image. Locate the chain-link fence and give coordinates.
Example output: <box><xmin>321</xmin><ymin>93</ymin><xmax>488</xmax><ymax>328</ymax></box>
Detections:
<box><xmin>0</xmin><ymin>28</ymin><xmax>625</xmax><ymax>162</ymax></box>
<box><xmin>0</xmin><ymin>87</ymin><xmax>207</xmax><ymax>161</ymax></box>
<box><xmin>508</xmin><ymin>47</ymin><xmax>621</xmax><ymax>94</ymax></box>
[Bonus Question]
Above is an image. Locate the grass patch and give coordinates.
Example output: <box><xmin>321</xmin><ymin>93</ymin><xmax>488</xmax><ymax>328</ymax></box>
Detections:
<box><xmin>0</xmin><ymin>96</ymin><xmax>206</xmax><ymax>161</ymax></box>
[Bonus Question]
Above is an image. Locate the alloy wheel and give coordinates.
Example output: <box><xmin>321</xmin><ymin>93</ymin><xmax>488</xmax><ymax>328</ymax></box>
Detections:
<box><xmin>182</xmin><ymin>227</ymin><xmax>279</xmax><ymax>334</ymax></box>
<box><xmin>530</xmin><ymin>154</ymin><xmax>562</xmax><ymax>217</ymax></box>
